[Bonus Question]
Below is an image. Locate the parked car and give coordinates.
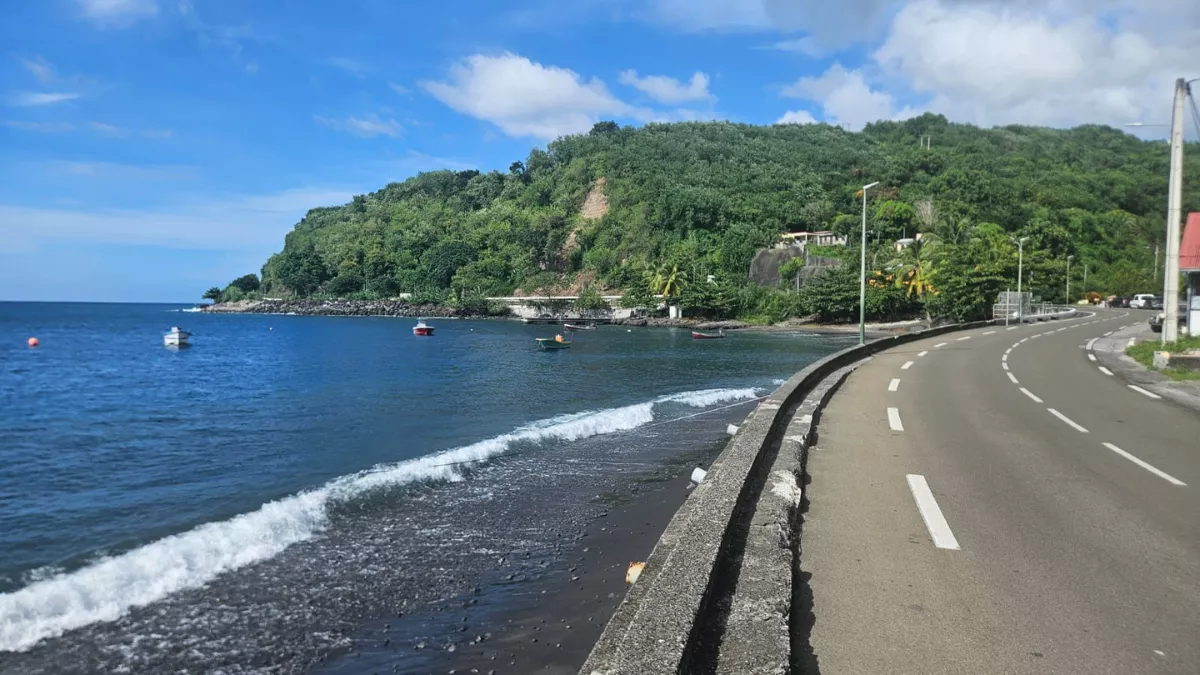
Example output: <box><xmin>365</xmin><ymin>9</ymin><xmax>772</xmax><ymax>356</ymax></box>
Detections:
<box><xmin>1148</xmin><ymin>296</ymin><xmax>1164</xmax><ymax>310</ymax></box>
<box><xmin>1112</xmin><ymin>296</ymin><xmax>1131</xmax><ymax>308</ymax></box>
<box><xmin>1131</xmin><ymin>293</ymin><xmax>1157</xmax><ymax>309</ymax></box>
<box><xmin>1149</xmin><ymin>301</ymin><xmax>1189</xmax><ymax>333</ymax></box>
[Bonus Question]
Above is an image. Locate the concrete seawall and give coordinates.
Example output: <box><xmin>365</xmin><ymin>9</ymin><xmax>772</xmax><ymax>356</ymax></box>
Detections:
<box><xmin>578</xmin><ymin>320</ymin><xmax>996</xmax><ymax>674</ymax></box>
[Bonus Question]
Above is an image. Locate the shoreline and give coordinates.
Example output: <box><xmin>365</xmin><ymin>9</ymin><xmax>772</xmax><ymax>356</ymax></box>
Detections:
<box><xmin>196</xmin><ymin>299</ymin><xmax>921</xmax><ymax>336</ymax></box>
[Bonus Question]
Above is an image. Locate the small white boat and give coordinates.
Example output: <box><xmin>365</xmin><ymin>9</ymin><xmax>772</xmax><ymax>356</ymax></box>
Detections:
<box><xmin>412</xmin><ymin>319</ymin><xmax>435</xmax><ymax>336</ymax></box>
<box><xmin>164</xmin><ymin>326</ymin><xmax>192</xmax><ymax>347</ymax></box>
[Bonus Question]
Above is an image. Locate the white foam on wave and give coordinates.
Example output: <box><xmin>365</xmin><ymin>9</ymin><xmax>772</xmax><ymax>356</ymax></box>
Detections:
<box><xmin>0</xmin><ymin>393</ymin><xmax>686</xmax><ymax>652</ymax></box>
<box><xmin>656</xmin><ymin>387</ymin><xmax>761</xmax><ymax>408</ymax></box>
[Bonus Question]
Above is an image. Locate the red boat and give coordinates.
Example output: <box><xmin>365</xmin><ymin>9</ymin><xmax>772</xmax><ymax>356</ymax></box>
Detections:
<box><xmin>692</xmin><ymin>330</ymin><xmax>725</xmax><ymax>340</ymax></box>
<box><xmin>413</xmin><ymin>319</ymin><xmax>435</xmax><ymax>336</ymax></box>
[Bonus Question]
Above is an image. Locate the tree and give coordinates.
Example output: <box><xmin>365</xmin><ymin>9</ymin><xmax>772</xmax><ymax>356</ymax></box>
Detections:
<box><xmin>619</xmin><ymin>283</ymin><xmax>656</xmax><ymax>310</ymax></box>
<box><xmin>573</xmin><ymin>286</ymin><xmax>610</xmax><ymax>315</ymax></box>
<box><xmin>275</xmin><ymin>244</ymin><xmax>330</xmax><ymax>297</ymax></box>
<box><xmin>590</xmin><ymin>121</ymin><xmax>619</xmax><ymax>135</ymax></box>
<box><xmin>237</xmin><ymin>118</ymin><xmax>1193</xmax><ymax>323</ymax></box>
<box><xmin>889</xmin><ymin>236</ymin><xmax>941</xmax><ymax>319</ymax></box>
<box><xmin>229</xmin><ymin>274</ymin><xmax>260</xmax><ymax>293</ymax></box>
<box><xmin>203</xmin><ymin>287</ymin><xmax>222</xmax><ymax>303</ymax></box>
<box><xmin>648</xmin><ymin>263</ymin><xmax>687</xmax><ymax>301</ymax></box>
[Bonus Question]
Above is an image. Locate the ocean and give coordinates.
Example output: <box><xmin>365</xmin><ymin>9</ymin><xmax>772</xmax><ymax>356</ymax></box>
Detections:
<box><xmin>0</xmin><ymin>302</ymin><xmax>852</xmax><ymax>673</ymax></box>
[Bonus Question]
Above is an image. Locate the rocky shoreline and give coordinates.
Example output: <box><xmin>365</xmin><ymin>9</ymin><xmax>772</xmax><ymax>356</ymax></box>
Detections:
<box><xmin>199</xmin><ymin>299</ymin><xmax>497</xmax><ymax>318</ymax></box>
<box><xmin>197</xmin><ymin>299</ymin><xmax>922</xmax><ymax>335</ymax></box>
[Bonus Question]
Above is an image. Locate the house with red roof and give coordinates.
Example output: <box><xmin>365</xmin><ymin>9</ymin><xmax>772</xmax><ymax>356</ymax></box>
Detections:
<box><xmin>1182</xmin><ymin>213</ymin><xmax>1200</xmax><ymax>334</ymax></box>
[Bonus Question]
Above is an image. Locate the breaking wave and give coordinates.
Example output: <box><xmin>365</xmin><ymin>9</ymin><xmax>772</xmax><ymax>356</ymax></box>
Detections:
<box><xmin>0</xmin><ymin>387</ymin><xmax>759</xmax><ymax>652</ymax></box>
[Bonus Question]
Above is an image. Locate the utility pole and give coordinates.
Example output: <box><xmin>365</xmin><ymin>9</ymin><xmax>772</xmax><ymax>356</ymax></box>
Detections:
<box><xmin>859</xmin><ymin>182</ymin><xmax>880</xmax><ymax>345</ymax></box>
<box><xmin>1016</xmin><ymin>237</ymin><xmax>1029</xmax><ymax>323</ymax></box>
<box><xmin>1066</xmin><ymin>255</ymin><xmax>1074</xmax><ymax>305</ymax></box>
<box><xmin>1162</xmin><ymin>78</ymin><xmax>1187</xmax><ymax>344</ymax></box>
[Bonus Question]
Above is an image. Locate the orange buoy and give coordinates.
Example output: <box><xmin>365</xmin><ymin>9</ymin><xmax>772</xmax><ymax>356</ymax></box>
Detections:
<box><xmin>27</xmin><ymin>337</ymin><xmax>39</xmax><ymax>347</ymax></box>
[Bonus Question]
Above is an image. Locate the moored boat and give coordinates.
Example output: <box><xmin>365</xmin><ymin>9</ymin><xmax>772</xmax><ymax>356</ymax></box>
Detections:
<box><xmin>691</xmin><ymin>330</ymin><xmax>725</xmax><ymax>340</ymax></box>
<box><xmin>164</xmin><ymin>326</ymin><xmax>192</xmax><ymax>347</ymax></box>
<box><xmin>413</xmin><ymin>319</ymin><xmax>435</xmax><ymax>336</ymax></box>
<box><xmin>536</xmin><ymin>335</ymin><xmax>571</xmax><ymax>350</ymax></box>
<box><xmin>563</xmin><ymin>323</ymin><xmax>597</xmax><ymax>331</ymax></box>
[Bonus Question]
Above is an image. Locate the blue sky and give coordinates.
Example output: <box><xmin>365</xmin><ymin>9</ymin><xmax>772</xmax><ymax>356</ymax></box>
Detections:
<box><xmin>0</xmin><ymin>0</ymin><xmax>1191</xmax><ymax>302</ymax></box>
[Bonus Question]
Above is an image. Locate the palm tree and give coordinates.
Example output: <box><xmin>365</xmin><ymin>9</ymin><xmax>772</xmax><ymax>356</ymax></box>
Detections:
<box><xmin>890</xmin><ymin>236</ymin><xmax>941</xmax><ymax>319</ymax></box>
<box><xmin>647</xmin><ymin>263</ymin><xmax>687</xmax><ymax>301</ymax></box>
<box><xmin>203</xmin><ymin>287</ymin><xmax>222</xmax><ymax>303</ymax></box>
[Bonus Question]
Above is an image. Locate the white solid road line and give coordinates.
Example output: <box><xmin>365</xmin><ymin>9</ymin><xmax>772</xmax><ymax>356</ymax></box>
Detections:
<box><xmin>1007</xmin><ymin>372</ymin><xmax>1019</xmax><ymax>384</ymax></box>
<box><xmin>906</xmin><ymin>475</ymin><xmax>961</xmax><ymax>550</ymax></box>
<box><xmin>889</xmin><ymin>378</ymin><xmax>901</xmax><ymax>392</ymax></box>
<box><xmin>902</xmin><ymin>361</ymin><xmax>914</xmax><ymax>370</ymax></box>
<box><xmin>1086</xmin><ymin>338</ymin><xmax>1098</xmax><ymax>350</ymax></box>
<box><xmin>1099</xmin><ymin>366</ymin><xmax>1114</xmax><ymax>376</ymax></box>
<box><xmin>1128</xmin><ymin>385</ymin><xmax>1162</xmax><ymax>400</ymax></box>
<box><xmin>957</xmin><ymin>336</ymin><xmax>971</xmax><ymax>341</ymax></box>
<box><xmin>934</xmin><ymin>342</ymin><xmax>948</xmax><ymax>348</ymax></box>
<box><xmin>1104</xmin><ymin>331</ymin><xmax>1113</xmax><ymax>336</ymax></box>
<box><xmin>1048</xmin><ymin>408</ymin><xmax>1089</xmax><ymax>433</ymax></box>
<box><xmin>983</xmin><ymin>330</ymin><xmax>996</xmax><ymax>335</ymax></box>
<box><xmin>1088</xmin><ymin>354</ymin><xmax>1097</xmax><ymax>362</ymax></box>
<box><xmin>887</xmin><ymin>407</ymin><xmax>904</xmax><ymax>431</ymax></box>
<box><xmin>918</xmin><ymin>350</ymin><xmax>929</xmax><ymax>357</ymax></box>
<box><xmin>1020</xmin><ymin>388</ymin><xmax>1044</xmax><ymax>403</ymax></box>
<box><xmin>1101</xmin><ymin>443</ymin><xmax>1187</xmax><ymax>486</ymax></box>
<box><xmin>1007</xmin><ymin>326</ymin><xmax>1019</xmax><ymax>331</ymax></box>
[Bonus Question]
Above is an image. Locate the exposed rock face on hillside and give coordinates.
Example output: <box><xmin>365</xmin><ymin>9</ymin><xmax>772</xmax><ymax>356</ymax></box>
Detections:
<box><xmin>579</xmin><ymin>177</ymin><xmax>609</xmax><ymax>220</ymax></box>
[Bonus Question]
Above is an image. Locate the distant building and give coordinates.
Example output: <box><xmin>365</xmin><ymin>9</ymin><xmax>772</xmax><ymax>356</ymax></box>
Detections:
<box><xmin>893</xmin><ymin>232</ymin><xmax>926</xmax><ymax>251</ymax></box>
<box><xmin>777</xmin><ymin>230</ymin><xmax>847</xmax><ymax>249</ymax></box>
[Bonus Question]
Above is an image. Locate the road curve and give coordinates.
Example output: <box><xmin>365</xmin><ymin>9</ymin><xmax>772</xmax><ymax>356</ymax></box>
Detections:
<box><xmin>802</xmin><ymin>309</ymin><xmax>1200</xmax><ymax>675</ymax></box>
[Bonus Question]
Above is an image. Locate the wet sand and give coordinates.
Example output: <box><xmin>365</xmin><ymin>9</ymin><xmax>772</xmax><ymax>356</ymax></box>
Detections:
<box><xmin>318</xmin><ymin>470</ymin><xmax>700</xmax><ymax>675</ymax></box>
<box><xmin>436</xmin><ymin>473</ymin><xmax>696</xmax><ymax>675</ymax></box>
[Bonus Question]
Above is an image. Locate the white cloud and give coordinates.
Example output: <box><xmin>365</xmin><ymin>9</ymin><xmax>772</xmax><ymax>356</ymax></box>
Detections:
<box><xmin>327</xmin><ymin>57</ymin><xmax>369</xmax><ymax>77</ymax></box>
<box><xmin>0</xmin><ymin>186</ymin><xmax>357</xmax><ymax>254</ymax></box>
<box><xmin>646</xmin><ymin>0</ymin><xmax>772</xmax><ymax>31</ymax></box>
<box><xmin>314</xmin><ymin>114</ymin><xmax>403</xmax><ymax>138</ymax></box>
<box><xmin>89</xmin><ymin>121</ymin><xmax>129</xmax><ymax>137</ymax></box>
<box><xmin>388</xmin><ymin>82</ymin><xmax>411</xmax><ymax>95</ymax></box>
<box><xmin>873</xmin><ymin>0</ymin><xmax>1195</xmax><ymax>129</ymax></box>
<box><xmin>2</xmin><ymin>120</ymin><xmax>75</xmax><ymax>132</ymax></box>
<box><xmin>8</xmin><ymin>92</ymin><xmax>80</xmax><ymax>107</ymax></box>
<box><xmin>76</xmin><ymin>0</ymin><xmax>158</xmax><ymax>25</ymax></box>
<box><xmin>618</xmin><ymin>70</ymin><xmax>714</xmax><ymax>104</ymax></box>
<box><xmin>421</xmin><ymin>52</ymin><xmax>648</xmax><ymax>140</ymax></box>
<box><xmin>770</xmin><ymin>37</ymin><xmax>823</xmax><ymax>56</ymax></box>
<box><xmin>21</xmin><ymin>57</ymin><xmax>55</xmax><ymax>83</ymax></box>
<box><xmin>776</xmin><ymin>110</ymin><xmax>817</xmax><ymax>125</ymax></box>
<box><xmin>41</xmin><ymin>160</ymin><xmax>199</xmax><ymax>181</ymax></box>
<box><xmin>783</xmin><ymin>63</ymin><xmax>919</xmax><ymax>130</ymax></box>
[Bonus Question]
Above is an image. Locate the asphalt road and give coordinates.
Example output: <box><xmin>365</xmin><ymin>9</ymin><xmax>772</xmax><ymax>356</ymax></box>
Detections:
<box><xmin>804</xmin><ymin>309</ymin><xmax>1200</xmax><ymax>675</ymax></box>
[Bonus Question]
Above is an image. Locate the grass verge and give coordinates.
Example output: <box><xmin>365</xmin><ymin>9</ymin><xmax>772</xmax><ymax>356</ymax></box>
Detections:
<box><xmin>1126</xmin><ymin>334</ymin><xmax>1200</xmax><ymax>381</ymax></box>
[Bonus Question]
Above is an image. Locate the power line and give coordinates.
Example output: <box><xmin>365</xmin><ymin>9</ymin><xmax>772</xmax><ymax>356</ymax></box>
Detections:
<box><xmin>1188</xmin><ymin>91</ymin><xmax>1200</xmax><ymax>141</ymax></box>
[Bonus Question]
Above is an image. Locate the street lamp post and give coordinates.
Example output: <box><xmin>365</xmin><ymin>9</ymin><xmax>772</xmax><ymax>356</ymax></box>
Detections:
<box><xmin>859</xmin><ymin>181</ymin><xmax>880</xmax><ymax>345</ymax></box>
<box><xmin>1016</xmin><ymin>237</ymin><xmax>1029</xmax><ymax>323</ymax></box>
<box><xmin>1066</xmin><ymin>255</ymin><xmax>1074</xmax><ymax>305</ymax></box>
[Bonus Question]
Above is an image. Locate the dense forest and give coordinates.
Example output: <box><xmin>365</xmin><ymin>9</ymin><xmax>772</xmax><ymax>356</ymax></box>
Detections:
<box><xmin>211</xmin><ymin>114</ymin><xmax>1200</xmax><ymax>323</ymax></box>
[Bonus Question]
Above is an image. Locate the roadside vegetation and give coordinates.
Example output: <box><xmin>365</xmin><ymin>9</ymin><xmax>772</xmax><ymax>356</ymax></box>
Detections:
<box><xmin>1127</xmin><ymin>335</ymin><xmax>1200</xmax><ymax>381</ymax></box>
<box><xmin>208</xmin><ymin>114</ymin><xmax>1200</xmax><ymax>323</ymax></box>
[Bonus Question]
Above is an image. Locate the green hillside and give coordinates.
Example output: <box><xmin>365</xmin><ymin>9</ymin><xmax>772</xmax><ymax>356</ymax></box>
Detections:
<box><xmin>232</xmin><ymin>114</ymin><xmax>1197</xmax><ymax>322</ymax></box>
